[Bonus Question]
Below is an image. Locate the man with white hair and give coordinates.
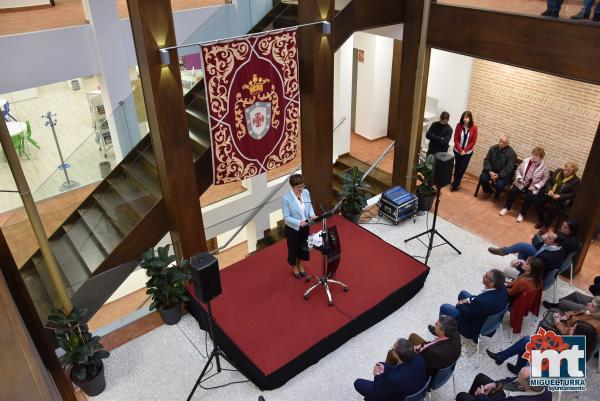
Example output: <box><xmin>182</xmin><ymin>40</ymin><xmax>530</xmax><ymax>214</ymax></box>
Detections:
<box><xmin>478</xmin><ymin>135</ymin><xmax>517</xmax><ymax>201</ymax></box>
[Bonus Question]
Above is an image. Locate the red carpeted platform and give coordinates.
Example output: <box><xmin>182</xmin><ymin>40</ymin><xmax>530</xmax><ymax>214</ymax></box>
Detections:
<box><xmin>186</xmin><ymin>215</ymin><xmax>429</xmax><ymax>390</ymax></box>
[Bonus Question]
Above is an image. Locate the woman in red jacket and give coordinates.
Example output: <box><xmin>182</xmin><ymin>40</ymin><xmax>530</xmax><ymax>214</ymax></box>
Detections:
<box><xmin>451</xmin><ymin>111</ymin><xmax>478</xmax><ymax>191</ymax></box>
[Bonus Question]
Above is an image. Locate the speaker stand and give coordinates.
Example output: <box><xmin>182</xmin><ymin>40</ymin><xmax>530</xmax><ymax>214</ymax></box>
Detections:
<box><xmin>404</xmin><ymin>187</ymin><xmax>461</xmax><ymax>265</ymax></box>
<box><xmin>186</xmin><ymin>301</ymin><xmax>241</xmax><ymax>400</ymax></box>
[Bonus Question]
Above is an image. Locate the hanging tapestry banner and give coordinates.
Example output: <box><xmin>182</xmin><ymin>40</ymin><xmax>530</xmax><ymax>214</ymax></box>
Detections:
<box><xmin>200</xmin><ymin>29</ymin><xmax>300</xmax><ymax>185</ymax></box>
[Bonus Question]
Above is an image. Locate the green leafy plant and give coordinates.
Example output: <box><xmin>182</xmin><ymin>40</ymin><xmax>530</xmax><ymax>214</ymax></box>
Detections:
<box><xmin>46</xmin><ymin>307</ymin><xmax>109</xmax><ymax>382</ymax></box>
<box><xmin>140</xmin><ymin>245</ymin><xmax>191</xmax><ymax>310</ymax></box>
<box><xmin>339</xmin><ymin>166</ymin><xmax>370</xmax><ymax>218</ymax></box>
<box><xmin>415</xmin><ymin>154</ymin><xmax>437</xmax><ymax>197</ymax></box>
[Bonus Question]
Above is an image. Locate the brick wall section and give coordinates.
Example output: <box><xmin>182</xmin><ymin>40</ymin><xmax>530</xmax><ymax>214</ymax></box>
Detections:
<box><xmin>466</xmin><ymin>59</ymin><xmax>600</xmax><ymax>177</ymax></box>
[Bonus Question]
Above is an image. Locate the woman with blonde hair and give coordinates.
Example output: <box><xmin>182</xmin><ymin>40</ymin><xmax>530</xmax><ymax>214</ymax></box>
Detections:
<box><xmin>499</xmin><ymin>147</ymin><xmax>549</xmax><ymax>223</ymax></box>
<box><xmin>535</xmin><ymin>161</ymin><xmax>580</xmax><ymax>233</ymax></box>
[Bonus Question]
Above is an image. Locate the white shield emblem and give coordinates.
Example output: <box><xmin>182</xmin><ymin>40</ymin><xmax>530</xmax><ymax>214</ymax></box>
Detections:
<box><xmin>244</xmin><ymin>102</ymin><xmax>271</xmax><ymax>140</ymax></box>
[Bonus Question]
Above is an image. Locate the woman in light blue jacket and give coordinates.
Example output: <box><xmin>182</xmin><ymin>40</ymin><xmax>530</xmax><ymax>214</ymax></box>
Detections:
<box><xmin>282</xmin><ymin>174</ymin><xmax>316</xmax><ymax>278</ymax></box>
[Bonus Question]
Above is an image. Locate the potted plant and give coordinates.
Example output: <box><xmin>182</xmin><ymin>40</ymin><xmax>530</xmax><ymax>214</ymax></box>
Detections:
<box><xmin>339</xmin><ymin>166</ymin><xmax>370</xmax><ymax>223</ymax></box>
<box><xmin>141</xmin><ymin>245</ymin><xmax>191</xmax><ymax>325</ymax></box>
<box><xmin>415</xmin><ymin>154</ymin><xmax>437</xmax><ymax>211</ymax></box>
<box><xmin>46</xmin><ymin>307</ymin><xmax>109</xmax><ymax>397</ymax></box>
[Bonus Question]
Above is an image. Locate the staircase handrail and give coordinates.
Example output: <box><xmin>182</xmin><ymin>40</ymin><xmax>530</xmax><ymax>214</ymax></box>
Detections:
<box><xmin>360</xmin><ymin>140</ymin><xmax>395</xmax><ymax>183</ymax></box>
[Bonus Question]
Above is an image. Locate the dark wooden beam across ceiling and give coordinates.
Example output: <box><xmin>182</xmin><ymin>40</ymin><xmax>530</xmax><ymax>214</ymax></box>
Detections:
<box><xmin>427</xmin><ymin>3</ymin><xmax>600</xmax><ymax>85</ymax></box>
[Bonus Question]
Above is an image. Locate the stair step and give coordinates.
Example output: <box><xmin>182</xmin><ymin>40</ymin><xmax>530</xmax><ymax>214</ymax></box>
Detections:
<box><xmin>108</xmin><ymin>175</ymin><xmax>157</xmax><ymax>218</ymax></box>
<box><xmin>187</xmin><ymin>109</ymin><xmax>210</xmax><ymax>132</ymax></box>
<box><xmin>78</xmin><ymin>206</ymin><xmax>123</xmax><ymax>253</ymax></box>
<box><xmin>138</xmin><ymin>146</ymin><xmax>157</xmax><ymax>169</ymax></box>
<box><xmin>21</xmin><ymin>262</ymin><xmax>52</xmax><ymax>304</ymax></box>
<box><xmin>122</xmin><ymin>160</ymin><xmax>162</xmax><ymax>199</ymax></box>
<box><xmin>189</xmin><ymin>127</ymin><xmax>211</xmax><ymax>150</ymax></box>
<box><xmin>187</xmin><ymin>96</ymin><xmax>208</xmax><ymax>118</ymax></box>
<box><xmin>63</xmin><ymin>219</ymin><xmax>108</xmax><ymax>274</ymax></box>
<box><xmin>50</xmin><ymin>235</ymin><xmax>91</xmax><ymax>288</ymax></box>
<box><xmin>92</xmin><ymin>190</ymin><xmax>139</xmax><ymax>237</ymax></box>
<box><xmin>335</xmin><ymin>155</ymin><xmax>393</xmax><ymax>186</ymax></box>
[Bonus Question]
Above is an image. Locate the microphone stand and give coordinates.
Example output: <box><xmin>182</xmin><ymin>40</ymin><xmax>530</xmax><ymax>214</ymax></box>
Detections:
<box><xmin>303</xmin><ymin>199</ymin><xmax>349</xmax><ymax>305</ymax></box>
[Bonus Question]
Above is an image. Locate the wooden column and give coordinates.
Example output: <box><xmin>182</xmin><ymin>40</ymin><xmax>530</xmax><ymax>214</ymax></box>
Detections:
<box><xmin>0</xmin><ymin>231</ymin><xmax>76</xmax><ymax>401</ymax></box>
<box><xmin>299</xmin><ymin>0</ymin><xmax>334</xmax><ymax>209</ymax></box>
<box><xmin>391</xmin><ymin>0</ymin><xmax>426</xmax><ymax>191</ymax></box>
<box><xmin>387</xmin><ymin>40</ymin><xmax>402</xmax><ymax>141</ymax></box>
<box><xmin>570</xmin><ymin>122</ymin><xmax>600</xmax><ymax>276</ymax></box>
<box><xmin>126</xmin><ymin>0</ymin><xmax>206</xmax><ymax>258</ymax></box>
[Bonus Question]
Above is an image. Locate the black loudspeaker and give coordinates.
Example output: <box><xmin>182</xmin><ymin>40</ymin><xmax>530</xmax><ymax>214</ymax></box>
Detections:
<box><xmin>190</xmin><ymin>252</ymin><xmax>222</xmax><ymax>303</ymax></box>
<box><xmin>433</xmin><ymin>152</ymin><xmax>454</xmax><ymax>188</ymax></box>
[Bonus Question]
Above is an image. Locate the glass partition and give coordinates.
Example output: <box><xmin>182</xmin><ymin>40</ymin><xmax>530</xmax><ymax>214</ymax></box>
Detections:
<box><xmin>0</xmin><ymin>78</ymin><xmax>148</xmax><ymax>213</ymax></box>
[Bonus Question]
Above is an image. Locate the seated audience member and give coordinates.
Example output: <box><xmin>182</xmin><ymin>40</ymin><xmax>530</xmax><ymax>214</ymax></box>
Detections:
<box><xmin>541</xmin><ymin>219</ymin><xmax>580</xmax><ymax>258</ymax></box>
<box><xmin>439</xmin><ymin>269</ymin><xmax>508</xmax><ymax>341</ymax></box>
<box><xmin>486</xmin><ymin>321</ymin><xmax>598</xmax><ymax>375</ymax></box>
<box><xmin>498</xmin><ymin>147</ymin><xmax>549</xmax><ymax>223</ymax></box>
<box><xmin>590</xmin><ymin>276</ymin><xmax>600</xmax><ymax>297</ymax></box>
<box><xmin>534</xmin><ymin>162</ymin><xmax>580</xmax><ymax>233</ymax></box>
<box><xmin>426</xmin><ymin>111</ymin><xmax>453</xmax><ymax>156</ymax></box>
<box><xmin>354</xmin><ymin>338</ymin><xmax>427</xmax><ymax>401</ymax></box>
<box><xmin>399</xmin><ymin>315</ymin><xmax>462</xmax><ymax>377</ymax></box>
<box><xmin>489</xmin><ymin>230</ymin><xmax>564</xmax><ymax>278</ymax></box>
<box><xmin>479</xmin><ymin>135</ymin><xmax>517</xmax><ymax>200</ymax></box>
<box><xmin>543</xmin><ymin>292</ymin><xmax>600</xmax><ymax>314</ymax></box>
<box><xmin>505</xmin><ymin>257</ymin><xmax>543</xmax><ymax>303</ymax></box>
<box><xmin>456</xmin><ymin>367</ymin><xmax>550</xmax><ymax>401</ymax></box>
<box><xmin>539</xmin><ymin>304</ymin><xmax>600</xmax><ymax>335</ymax></box>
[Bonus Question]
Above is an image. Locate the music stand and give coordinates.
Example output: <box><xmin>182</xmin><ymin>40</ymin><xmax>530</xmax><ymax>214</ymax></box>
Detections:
<box><xmin>303</xmin><ymin>209</ymin><xmax>349</xmax><ymax>305</ymax></box>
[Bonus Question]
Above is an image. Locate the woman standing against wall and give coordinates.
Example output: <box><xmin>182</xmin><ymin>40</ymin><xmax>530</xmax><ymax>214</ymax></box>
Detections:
<box><xmin>451</xmin><ymin>111</ymin><xmax>478</xmax><ymax>191</ymax></box>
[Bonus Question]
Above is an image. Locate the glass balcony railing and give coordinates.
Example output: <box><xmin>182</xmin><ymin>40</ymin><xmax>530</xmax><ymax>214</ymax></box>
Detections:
<box><xmin>1</xmin><ymin>79</ymin><xmax>148</xmax><ymax>214</ymax></box>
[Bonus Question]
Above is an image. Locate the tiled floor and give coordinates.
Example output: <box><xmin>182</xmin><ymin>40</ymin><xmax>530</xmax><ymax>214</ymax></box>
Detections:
<box><xmin>0</xmin><ymin>0</ymin><xmax>226</xmax><ymax>36</ymax></box>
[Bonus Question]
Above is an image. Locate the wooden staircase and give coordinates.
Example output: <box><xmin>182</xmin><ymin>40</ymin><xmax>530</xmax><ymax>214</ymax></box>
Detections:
<box><xmin>332</xmin><ymin>153</ymin><xmax>393</xmax><ymax>201</ymax></box>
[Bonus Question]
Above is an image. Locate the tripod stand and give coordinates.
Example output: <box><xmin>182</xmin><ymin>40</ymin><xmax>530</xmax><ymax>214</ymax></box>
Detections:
<box><xmin>404</xmin><ymin>187</ymin><xmax>461</xmax><ymax>265</ymax></box>
<box><xmin>186</xmin><ymin>301</ymin><xmax>241</xmax><ymax>400</ymax></box>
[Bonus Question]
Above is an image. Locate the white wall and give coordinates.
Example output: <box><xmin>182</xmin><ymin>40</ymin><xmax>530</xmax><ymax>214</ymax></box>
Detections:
<box><xmin>0</xmin><ymin>1</ymin><xmax>251</xmax><ymax>93</ymax></box>
<box><xmin>426</xmin><ymin>49</ymin><xmax>474</xmax><ymax>128</ymax></box>
<box><xmin>0</xmin><ymin>26</ymin><xmax>100</xmax><ymax>93</ymax></box>
<box><xmin>333</xmin><ymin>35</ymin><xmax>353</xmax><ymax>160</ymax></box>
<box><xmin>352</xmin><ymin>31</ymin><xmax>394</xmax><ymax>140</ymax></box>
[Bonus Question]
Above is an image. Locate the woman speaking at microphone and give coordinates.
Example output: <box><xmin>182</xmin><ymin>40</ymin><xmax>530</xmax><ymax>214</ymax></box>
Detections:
<box><xmin>282</xmin><ymin>174</ymin><xmax>317</xmax><ymax>278</ymax></box>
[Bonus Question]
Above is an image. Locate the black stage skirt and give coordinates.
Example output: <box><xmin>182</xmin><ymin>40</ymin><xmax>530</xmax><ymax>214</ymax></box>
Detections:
<box><xmin>285</xmin><ymin>224</ymin><xmax>310</xmax><ymax>266</ymax></box>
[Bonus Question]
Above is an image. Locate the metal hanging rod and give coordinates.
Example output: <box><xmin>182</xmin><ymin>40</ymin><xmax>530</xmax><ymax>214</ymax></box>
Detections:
<box><xmin>159</xmin><ymin>20</ymin><xmax>330</xmax><ymax>64</ymax></box>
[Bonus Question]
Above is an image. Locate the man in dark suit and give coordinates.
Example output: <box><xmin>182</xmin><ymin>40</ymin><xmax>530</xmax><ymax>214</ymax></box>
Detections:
<box><xmin>490</xmin><ymin>231</ymin><xmax>565</xmax><ymax>279</ymax></box>
<box><xmin>354</xmin><ymin>338</ymin><xmax>428</xmax><ymax>401</ymax></box>
<box><xmin>439</xmin><ymin>269</ymin><xmax>509</xmax><ymax>341</ymax></box>
<box><xmin>406</xmin><ymin>315</ymin><xmax>461</xmax><ymax>377</ymax></box>
<box><xmin>425</xmin><ymin>111</ymin><xmax>453</xmax><ymax>156</ymax></box>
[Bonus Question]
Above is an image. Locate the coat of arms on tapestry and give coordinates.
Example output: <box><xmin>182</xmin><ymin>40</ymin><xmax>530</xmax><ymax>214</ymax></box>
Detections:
<box><xmin>200</xmin><ymin>29</ymin><xmax>300</xmax><ymax>185</ymax></box>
